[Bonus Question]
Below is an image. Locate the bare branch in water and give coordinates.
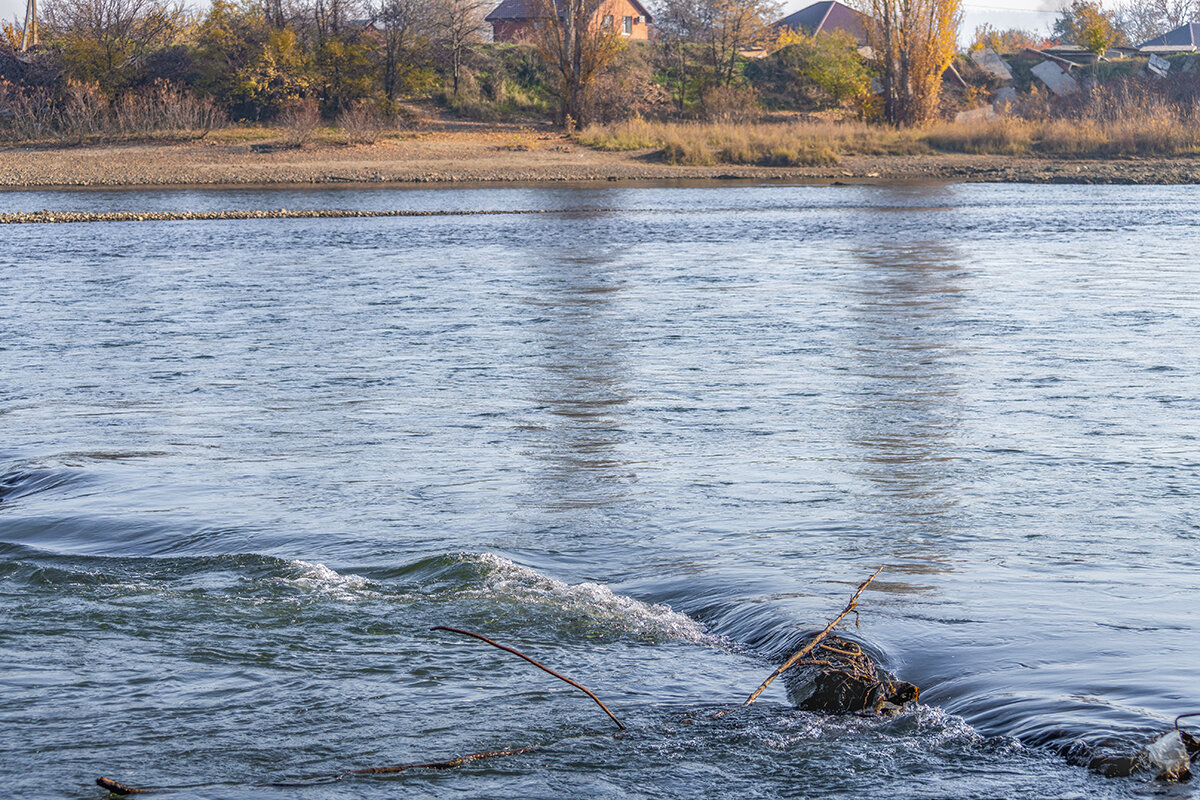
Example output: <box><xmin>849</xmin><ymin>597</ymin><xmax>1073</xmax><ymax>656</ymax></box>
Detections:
<box><xmin>432</xmin><ymin>626</ymin><xmax>625</xmax><ymax>730</ymax></box>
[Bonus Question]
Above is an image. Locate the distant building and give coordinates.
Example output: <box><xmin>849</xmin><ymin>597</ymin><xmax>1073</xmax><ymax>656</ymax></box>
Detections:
<box><xmin>1139</xmin><ymin>22</ymin><xmax>1200</xmax><ymax>52</ymax></box>
<box><xmin>485</xmin><ymin>0</ymin><xmax>653</xmax><ymax>43</ymax></box>
<box><xmin>773</xmin><ymin>0</ymin><xmax>869</xmax><ymax>46</ymax></box>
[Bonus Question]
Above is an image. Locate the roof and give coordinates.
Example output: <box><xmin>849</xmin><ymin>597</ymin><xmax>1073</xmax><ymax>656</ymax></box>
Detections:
<box><xmin>1139</xmin><ymin>22</ymin><xmax>1200</xmax><ymax>49</ymax></box>
<box><xmin>486</xmin><ymin>0</ymin><xmax>540</xmax><ymax>21</ymax></box>
<box><xmin>485</xmin><ymin>0</ymin><xmax>653</xmax><ymax>23</ymax></box>
<box><xmin>774</xmin><ymin>0</ymin><xmax>867</xmax><ymax>43</ymax></box>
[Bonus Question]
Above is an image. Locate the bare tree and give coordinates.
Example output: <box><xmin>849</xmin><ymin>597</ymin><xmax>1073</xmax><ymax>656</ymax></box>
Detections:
<box><xmin>372</xmin><ymin>0</ymin><xmax>432</xmax><ymax>97</ymax></box>
<box><xmin>255</xmin><ymin>0</ymin><xmax>287</xmax><ymax>27</ymax></box>
<box><xmin>696</xmin><ymin>0</ymin><xmax>778</xmax><ymax>87</ymax></box>
<box><xmin>856</xmin><ymin>0</ymin><xmax>961</xmax><ymax>125</ymax></box>
<box><xmin>1117</xmin><ymin>0</ymin><xmax>1195</xmax><ymax>44</ymax></box>
<box><xmin>651</xmin><ymin>0</ymin><xmax>776</xmax><ymax>117</ymax></box>
<box><xmin>428</xmin><ymin>0</ymin><xmax>486</xmax><ymax>96</ymax></box>
<box><xmin>43</xmin><ymin>0</ymin><xmax>183</xmax><ymax>83</ymax></box>
<box><xmin>530</xmin><ymin>0</ymin><xmax>626</xmax><ymax>126</ymax></box>
<box><xmin>312</xmin><ymin>0</ymin><xmax>361</xmax><ymax>39</ymax></box>
<box><xmin>651</xmin><ymin>0</ymin><xmax>705</xmax><ymax>110</ymax></box>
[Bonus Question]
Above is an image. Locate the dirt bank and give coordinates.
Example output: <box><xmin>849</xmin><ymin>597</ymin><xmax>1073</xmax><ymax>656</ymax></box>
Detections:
<box><xmin>3</xmin><ymin>129</ymin><xmax>1200</xmax><ymax>188</ymax></box>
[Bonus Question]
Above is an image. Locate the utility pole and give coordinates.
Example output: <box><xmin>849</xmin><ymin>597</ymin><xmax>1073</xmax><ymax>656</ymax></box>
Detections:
<box><xmin>21</xmin><ymin>0</ymin><xmax>39</xmax><ymax>51</ymax></box>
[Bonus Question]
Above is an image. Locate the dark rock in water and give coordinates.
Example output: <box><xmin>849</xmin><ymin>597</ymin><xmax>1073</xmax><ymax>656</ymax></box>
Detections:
<box><xmin>782</xmin><ymin>634</ymin><xmax>919</xmax><ymax>716</ymax></box>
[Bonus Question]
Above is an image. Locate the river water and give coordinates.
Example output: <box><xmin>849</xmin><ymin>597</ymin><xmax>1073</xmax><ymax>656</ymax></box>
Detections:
<box><xmin>1</xmin><ymin>182</ymin><xmax>1197</xmax><ymax>799</ymax></box>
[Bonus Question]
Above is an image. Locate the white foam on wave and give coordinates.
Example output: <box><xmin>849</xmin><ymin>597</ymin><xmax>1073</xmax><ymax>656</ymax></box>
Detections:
<box><xmin>756</xmin><ymin>702</ymin><xmax>1009</xmax><ymax>757</ymax></box>
<box><xmin>278</xmin><ymin>559</ymin><xmax>379</xmax><ymax>601</ymax></box>
<box><xmin>458</xmin><ymin>552</ymin><xmax>719</xmax><ymax>645</ymax></box>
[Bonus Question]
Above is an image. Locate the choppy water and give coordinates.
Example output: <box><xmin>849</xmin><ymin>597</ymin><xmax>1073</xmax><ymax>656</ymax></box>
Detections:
<box><xmin>1</xmin><ymin>182</ymin><xmax>1197</xmax><ymax>800</ymax></box>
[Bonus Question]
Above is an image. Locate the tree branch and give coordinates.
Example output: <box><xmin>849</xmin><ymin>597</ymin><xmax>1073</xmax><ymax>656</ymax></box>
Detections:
<box><xmin>431</xmin><ymin>626</ymin><xmax>625</xmax><ymax>730</ymax></box>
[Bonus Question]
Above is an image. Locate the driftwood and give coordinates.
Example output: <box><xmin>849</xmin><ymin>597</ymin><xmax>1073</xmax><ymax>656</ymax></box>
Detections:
<box><xmin>96</xmin><ymin>569</ymin><xmax>901</xmax><ymax>796</ymax></box>
<box><xmin>95</xmin><ymin>628</ymin><xmax>624</xmax><ymax>796</ymax></box>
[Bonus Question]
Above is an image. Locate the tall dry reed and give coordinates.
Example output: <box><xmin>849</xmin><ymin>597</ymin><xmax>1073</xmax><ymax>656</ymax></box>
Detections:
<box><xmin>0</xmin><ymin>79</ymin><xmax>224</xmax><ymax>144</ymax></box>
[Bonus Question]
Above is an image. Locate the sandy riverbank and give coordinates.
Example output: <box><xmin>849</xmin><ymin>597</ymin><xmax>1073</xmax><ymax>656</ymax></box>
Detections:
<box><xmin>3</xmin><ymin>129</ymin><xmax>1200</xmax><ymax>188</ymax></box>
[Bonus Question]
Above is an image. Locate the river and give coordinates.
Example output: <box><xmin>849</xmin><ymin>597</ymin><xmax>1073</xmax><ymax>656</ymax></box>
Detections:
<box><xmin>1</xmin><ymin>182</ymin><xmax>1197</xmax><ymax>799</ymax></box>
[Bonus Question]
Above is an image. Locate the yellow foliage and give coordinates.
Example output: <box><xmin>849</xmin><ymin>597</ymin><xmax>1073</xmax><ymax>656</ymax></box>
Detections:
<box><xmin>2</xmin><ymin>22</ymin><xmax>21</xmax><ymax>49</ymax></box>
<box><xmin>773</xmin><ymin>26</ymin><xmax>811</xmax><ymax>50</ymax></box>
<box><xmin>232</xmin><ymin>27</ymin><xmax>312</xmax><ymax>118</ymax></box>
<box><xmin>855</xmin><ymin>0</ymin><xmax>962</xmax><ymax>125</ymax></box>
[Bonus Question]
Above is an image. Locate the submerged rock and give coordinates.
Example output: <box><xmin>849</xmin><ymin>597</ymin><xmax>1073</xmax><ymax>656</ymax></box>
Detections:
<box><xmin>1084</xmin><ymin>727</ymin><xmax>1199</xmax><ymax>781</ymax></box>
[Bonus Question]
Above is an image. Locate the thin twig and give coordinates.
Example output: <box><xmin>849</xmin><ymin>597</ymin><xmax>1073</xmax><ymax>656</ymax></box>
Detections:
<box><xmin>431</xmin><ymin>626</ymin><xmax>625</xmax><ymax>730</ymax></box>
<box><xmin>739</xmin><ymin>567</ymin><xmax>883</xmax><ymax>708</ymax></box>
<box><xmin>1177</xmin><ymin>712</ymin><xmax>1200</xmax><ymax>731</ymax></box>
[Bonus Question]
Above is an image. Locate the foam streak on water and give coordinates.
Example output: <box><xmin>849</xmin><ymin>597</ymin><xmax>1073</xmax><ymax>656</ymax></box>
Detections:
<box><xmin>1</xmin><ymin>182</ymin><xmax>1198</xmax><ymax>799</ymax></box>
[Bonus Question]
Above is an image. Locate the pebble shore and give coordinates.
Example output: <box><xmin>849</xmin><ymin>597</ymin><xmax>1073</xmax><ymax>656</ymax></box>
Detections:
<box><xmin>0</xmin><ymin>208</ymin><xmax>614</xmax><ymax>224</ymax></box>
<box><xmin>3</xmin><ymin>133</ymin><xmax>1199</xmax><ymax>194</ymax></box>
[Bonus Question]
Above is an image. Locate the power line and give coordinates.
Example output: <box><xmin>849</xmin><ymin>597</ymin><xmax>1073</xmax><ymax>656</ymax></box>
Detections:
<box><xmin>963</xmin><ymin>4</ymin><xmax>1059</xmax><ymax>12</ymax></box>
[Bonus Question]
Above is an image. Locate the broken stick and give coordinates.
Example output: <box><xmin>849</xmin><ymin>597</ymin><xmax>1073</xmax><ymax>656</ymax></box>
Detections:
<box><xmin>432</xmin><ymin>626</ymin><xmax>625</xmax><ymax>730</ymax></box>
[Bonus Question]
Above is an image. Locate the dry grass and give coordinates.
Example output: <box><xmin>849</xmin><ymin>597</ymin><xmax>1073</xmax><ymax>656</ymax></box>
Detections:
<box><xmin>277</xmin><ymin>98</ymin><xmax>321</xmax><ymax>148</ymax></box>
<box><xmin>922</xmin><ymin>117</ymin><xmax>1035</xmax><ymax>155</ymax></box>
<box><xmin>577</xmin><ymin>118</ymin><xmax>927</xmax><ymax>166</ymax></box>
<box><xmin>0</xmin><ymin>79</ymin><xmax>223</xmax><ymax>145</ymax></box>
<box><xmin>578</xmin><ymin>109</ymin><xmax>1200</xmax><ymax>164</ymax></box>
<box><xmin>337</xmin><ymin>100</ymin><xmax>389</xmax><ymax>145</ymax></box>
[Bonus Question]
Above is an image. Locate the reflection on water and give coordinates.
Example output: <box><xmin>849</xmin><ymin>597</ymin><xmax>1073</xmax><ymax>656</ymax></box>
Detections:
<box><xmin>845</xmin><ymin>239</ymin><xmax>966</xmax><ymax>554</ymax></box>
<box><xmin>1</xmin><ymin>183</ymin><xmax>1199</xmax><ymax>799</ymax></box>
<box><xmin>523</xmin><ymin>254</ymin><xmax>634</xmax><ymax>515</ymax></box>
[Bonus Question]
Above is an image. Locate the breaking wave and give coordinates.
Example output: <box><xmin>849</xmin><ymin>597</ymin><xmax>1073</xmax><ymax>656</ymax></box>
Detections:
<box><xmin>270</xmin><ymin>559</ymin><xmax>383</xmax><ymax>602</ymax></box>
<box><xmin>447</xmin><ymin>552</ymin><xmax>719</xmax><ymax>645</ymax></box>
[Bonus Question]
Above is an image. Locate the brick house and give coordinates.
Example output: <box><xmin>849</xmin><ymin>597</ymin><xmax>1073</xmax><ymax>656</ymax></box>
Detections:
<box><xmin>485</xmin><ymin>0</ymin><xmax>653</xmax><ymax>43</ymax></box>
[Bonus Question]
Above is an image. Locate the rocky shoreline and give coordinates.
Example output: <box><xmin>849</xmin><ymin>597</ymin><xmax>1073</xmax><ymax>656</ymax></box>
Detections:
<box><xmin>2</xmin><ymin>132</ymin><xmax>1199</xmax><ymax>189</ymax></box>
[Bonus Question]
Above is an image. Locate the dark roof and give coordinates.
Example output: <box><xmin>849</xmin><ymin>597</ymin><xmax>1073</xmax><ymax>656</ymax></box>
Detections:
<box><xmin>774</xmin><ymin>0</ymin><xmax>867</xmax><ymax>43</ymax></box>
<box><xmin>486</xmin><ymin>0</ymin><xmax>539</xmax><ymax>21</ymax></box>
<box><xmin>1139</xmin><ymin>22</ymin><xmax>1200</xmax><ymax>48</ymax></box>
<box><xmin>485</xmin><ymin>0</ymin><xmax>653</xmax><ymax>23</ymax></box>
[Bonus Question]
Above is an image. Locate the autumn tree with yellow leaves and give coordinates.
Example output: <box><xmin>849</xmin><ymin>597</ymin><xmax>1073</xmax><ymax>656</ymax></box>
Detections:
<box><xmin>530</xmin><ymin>0</ymin><xmax>624</xmax><ymax>127</ymax></box>
<box><xmin>857</xmin><ymin>0</ymin><xmax>961</xmax><ymax>125</ymax></box>
<box><xmin>1053</xmin><ymin>0</ymin><xmax>1121</xmax><ymax>55</ymax></box>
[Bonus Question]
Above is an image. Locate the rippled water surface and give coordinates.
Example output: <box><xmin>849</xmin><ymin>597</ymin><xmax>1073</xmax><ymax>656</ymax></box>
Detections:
<box><xmin>2</xmin><ymin>182</ymin><xmax>1197</xmax><ymax>799</ymax></box>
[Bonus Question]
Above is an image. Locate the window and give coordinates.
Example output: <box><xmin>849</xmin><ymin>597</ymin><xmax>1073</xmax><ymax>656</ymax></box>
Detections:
<box><xmin>623</xmin><ymin>14</ymin><xmax>632</xmax><ymax>34</ymax></box>
<box><xmin>601</xmin><ymin>13</ymin><xmax>613</xmax><ymax>28</ymax></box>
